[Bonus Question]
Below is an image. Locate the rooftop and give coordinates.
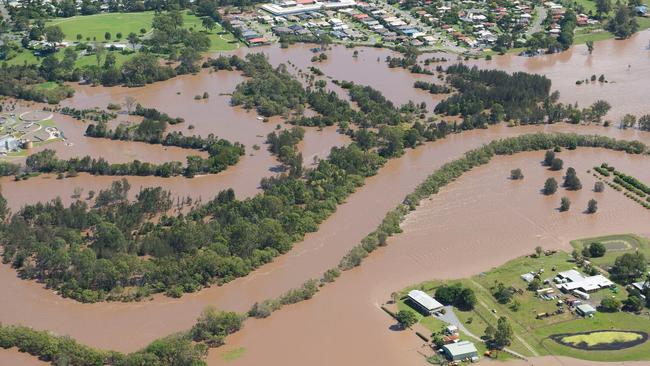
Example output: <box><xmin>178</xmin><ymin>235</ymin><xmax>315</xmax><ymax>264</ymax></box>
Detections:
<box><xmin>407</xmin><ymin>290</ymin><xmax>443</xmax><ymax>311</ymax></box>
<box><xmin>443</xmin><ymin>340</ymin><xmax>478</xmax><ymax>356</ymax></box>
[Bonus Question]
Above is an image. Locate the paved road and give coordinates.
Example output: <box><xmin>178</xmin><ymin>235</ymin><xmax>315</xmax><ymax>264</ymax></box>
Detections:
<box><xmin>435</xmin><ymin>305</ymin><xmax>531</xmax><ymax>360</ymax></box>
<box><xmin>527</xmin><ymin>6</ymin><xmax>548</xmax><ymax>36</ymax></box>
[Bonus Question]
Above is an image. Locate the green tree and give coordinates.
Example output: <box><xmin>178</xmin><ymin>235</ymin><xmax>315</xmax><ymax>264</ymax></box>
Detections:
<box><xmin>543</xmin><ymin>178</ymin><xmax>558</xmax><ymax>195</ymax></box>
<box><xmin>588</xmin><ymin>242</ymin><xmax>606</xmax><ymax>257</ymax></box>
<box><xmin>202</xmin><ymin>17</ymin><xmax>216</xmax><ymax>31</ymax></box>
<box><xmin>510</xmin><ymin>168</ymin><xmax>524</xmax><ymax>180</ymax></box>
<box><xmin>91</xmin><ymin>222</ymin><xmax>127</xmax><ymax>259</ymax></box>
<box><xmin>493</xmin><ymin>317</ymin><xmax>513</xmax><ymax>349</ymax></box>
<box><xmin>104</xmin><ymin>31</ymin><xmax>111</xmax><ymax>41</ymax></box>
<box><xmin>594</xmin><ymin>181</ymin><xmax>605</xmax><ymax>192</ymax></box>
<box><xmin>44</xmin><ymin>26</ymin><xmax>65</xmax><ymax>50</ymax></box>
<box><xmin>543</xmin><ymin>150</ymin><xmax>555</xmax><ymax>166</ymax></box>
<box><xmin>563</xmin><ymin>167</ymin><xmax>582</xmax><ymax>190</ymax></box>
<box><xmin>600</xmin><ymin>297</ymin><xmax>622</xmax><ymax>312</ymax></box>
<box><xmin>94</xmin><ymin>42</ymin><xmax>105</xmax><ymax>67</ymax></box>
<box><xmin>127</xmin><ymin>32</ymin><xmax>139</xmax><ymax>50</ymax></box>
<box><xmin>596</xmin><ymin>0</ymin><xmax>612</xmax><ymax>18</ymax></box>
<box><xmin>607</xmin><ymin>5</ymin><xmax>639</xmax><ymax>39</ymax></box>
<box><xmin>395</xmin><ymin>310</ymin><xmax>418</xmax><ymax>329</ymax></box>
<box><xmin>611</xmin><ymin>252</ymin><xmax>647</xmax><ymax>283</ymax></box>
<box><xmin>190</xmin><ymin>307</ymin><xmax>244</xmax><ymax>346</ymax></box>
<box><xmin>560</xmin><ymin>196</ymin><xmax>571</xmax><ymax>211</ymax></box>
<box><xmin>0</xmin><ymin>187</ymin><xmax>8</xmax><ymax>221</ymax></box>
<box><xmin>589</xmin><ymin>100</ymin><xmax>612</xmax><ymax>123</ymax></box>
<box><xmin>587</xmin><ymin>198</ymin><xmax>598</xmax><ymax>213</ymax></box>
<box><xmin>550</xmin><ymin>158</ymin><xmax>564</xmax><ymax>171</ymax></box>
<box><xmin>623</xmin><ymin>295</ymin><xmax>644</xmax><ymax>312</ymax></box>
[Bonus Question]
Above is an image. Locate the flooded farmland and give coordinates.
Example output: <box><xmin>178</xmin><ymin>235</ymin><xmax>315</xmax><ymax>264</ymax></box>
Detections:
<box><xmin>0</xmin><ymin>30</ymin><xmax>650</xmax><ymax>366</ymax></box>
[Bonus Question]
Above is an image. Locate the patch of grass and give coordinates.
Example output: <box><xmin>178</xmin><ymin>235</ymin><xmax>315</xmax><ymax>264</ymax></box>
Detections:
<box><xmin>44</xmin><ymin>11</ymin><xmax>238</xmax><ymax>52</ymax></box>
<box><xmin>33</xmin><ymin>82</ymin><xmax>60</xmax><ymax>91</ymax></box>
<box><xmin>46</xmin><ymin>12</ymin><xmax>156</xmax><ymax>42</ymax></box>
<box><xmin>562</xmin><ymin>331</ymin><xmax>642</xmax><ymax>347</ymax></box>
<box><xmin>220</xmin><ymin>347</ymin><xmax>246</xmax><ymax>361</ymax></box>
<box><xmin>570</xmin><ymin>234</ymin><xmax>649</xmax><ymax>268</ymax></box>
<box><xmin>536</xmin><ymin>313</ymin><xmax>650</xmax><ymax>361</ymax></box>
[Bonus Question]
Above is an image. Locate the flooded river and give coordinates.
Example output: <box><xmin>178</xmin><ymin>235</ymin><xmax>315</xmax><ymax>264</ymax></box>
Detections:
<box><xmin>212</xmin><ymin>148</ymin><xmax>650</xmax><ymax>366</ymax></box>
<box><xmin>1</xmin><ymin>32</ymin><xmax>650</xmax><ymax>366</ymax></box>
<box><xmin>1</xmin><ymin>123</ymin><xmax>649</xmax><ymax>354</ymax></box>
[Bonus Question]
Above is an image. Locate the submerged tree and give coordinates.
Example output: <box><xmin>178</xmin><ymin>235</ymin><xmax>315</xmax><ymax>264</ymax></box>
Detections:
<box><xmin>560</xmin><ymin>197</ymin><xmax>571</xmax><ymax>211</ymax></box>
<box><xmin>563</xmin><ymin>167</ymin><xmax>582</xmax><ymax>190</ymax></box>
<box><xmin>543</xmin><ymin>178</ymin><xmax>558</xmax><ymax>195</ymax></box>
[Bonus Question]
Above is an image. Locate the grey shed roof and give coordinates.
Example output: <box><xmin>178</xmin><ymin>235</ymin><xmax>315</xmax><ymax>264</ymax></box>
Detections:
<box><xmin>443</xmin><ymin>341</ymin><xmax>478</xmax><ymax>356</ymax></box>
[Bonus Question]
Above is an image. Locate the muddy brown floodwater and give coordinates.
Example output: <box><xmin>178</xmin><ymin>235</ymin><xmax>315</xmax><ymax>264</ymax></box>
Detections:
<box><xmin>212</xmin><ymin>148</ymin><xmax>650</xmax><ymax>366</ymax></box>
<box><xmin>1</xmin><ymin>123</ymin><xmax>649</xmax><ymax>354</ymax></box>
<box><xmin>0</xmin><ymin>348</ymin><xmax>49</xmax><ymax>366</ymax></box>
<box><xmin>0</xmin><ymin>33</ymin><xmax>650</xmax><ymax>365</ymax></box>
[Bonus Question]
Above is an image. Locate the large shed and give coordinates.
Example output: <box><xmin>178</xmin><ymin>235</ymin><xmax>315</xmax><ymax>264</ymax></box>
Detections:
<box><xmin>407</xmin><ymin>290</ymin><xmax>444</xmax><ymax>314</ymax></box>
<box><xmin>442</xmin><ymin>340</ymin><xmax>479</xmax><ymax>361</ymax></box>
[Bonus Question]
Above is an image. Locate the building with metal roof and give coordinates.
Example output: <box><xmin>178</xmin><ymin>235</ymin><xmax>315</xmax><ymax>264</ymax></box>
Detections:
<box><xmin>442</xmin><ymin>340</ymin><xmax>479</xmax><ymax>361</ymax></box>
<box><xmin>407</xmin><ymin>290</ymin><xmax>444</xmax><ymax>314</ymax></box>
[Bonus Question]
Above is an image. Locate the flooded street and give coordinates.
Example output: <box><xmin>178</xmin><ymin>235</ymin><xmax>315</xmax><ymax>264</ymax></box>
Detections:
<box><xmin>0</xmin><ymin>31</ymin><xmax>650</xmax><ymax>366</ymax></box>
<box><xmin>212</xmin><ymin>148</ymin><xmax>650</xmax><ymax>366</ymax></box>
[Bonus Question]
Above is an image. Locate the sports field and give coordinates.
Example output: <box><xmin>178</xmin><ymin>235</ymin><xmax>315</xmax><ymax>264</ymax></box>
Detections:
<box><xmin>45</xmin><ymin>11</ymin><xmax>239</xmax><ymax>51</ymax></box>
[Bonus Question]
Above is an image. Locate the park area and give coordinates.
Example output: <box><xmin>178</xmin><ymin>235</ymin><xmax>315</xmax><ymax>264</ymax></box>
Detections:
<box><xmin>395</xmin><ymin>236</ymin><xmax>650</xmax><ymax>363</ymax></box>
<box><xmin>45</xmin><ymin>11</ymin><xmax>239</xmax><ymax>52</ymax></box>
<box><xmin>6</xmin><ymin>11</ymin><xmax>238</xmax><ymax>67</ymax></box>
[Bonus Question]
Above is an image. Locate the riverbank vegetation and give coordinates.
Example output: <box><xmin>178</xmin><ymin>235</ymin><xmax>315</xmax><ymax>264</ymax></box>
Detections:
<box><xmin>1</xmin><ymin>132</ymin><xmax>648</xmax><ymax>365</ymax></box>
<box><xmin>0</xmin><ymin>306</ymin><xmax>244</xmax><ymax>366</ymax></box>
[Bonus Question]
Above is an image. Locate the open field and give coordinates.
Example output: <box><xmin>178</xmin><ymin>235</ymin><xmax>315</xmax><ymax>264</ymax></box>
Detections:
<box><xmin>44</xmin><ymin>11</ymin><xmax>238</xmax><ymax>52</ymax></box>
<box><xmin>46</xmin><ymin>12</ymin><xmax>156</xmax><ymax>41</ymax></box>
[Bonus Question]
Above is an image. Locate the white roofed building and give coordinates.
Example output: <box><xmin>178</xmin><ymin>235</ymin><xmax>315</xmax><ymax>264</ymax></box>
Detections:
<box><xmin>407</xmin><ymin>289</ymin><xmax>444</xmax><ymax>314</ymax></box>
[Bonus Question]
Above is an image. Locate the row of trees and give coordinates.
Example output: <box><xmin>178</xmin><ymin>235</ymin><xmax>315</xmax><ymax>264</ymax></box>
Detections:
<box><xmin>0</xmin><ymin>306</ymin><xmax>245</xmax><ymax>366</ymax></box>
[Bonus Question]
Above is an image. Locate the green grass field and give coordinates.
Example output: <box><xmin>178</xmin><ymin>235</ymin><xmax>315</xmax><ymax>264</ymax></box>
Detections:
<box><xmin>570</xmin><ymin>234</ymin><xmax>650</xmax><ymax>268</ymax></box>
<box><xmin>398</xmin><ymin>243</ymin><xmax>650</xmax><ymax>362</ymax></box>
<box><xmin>562</xmin><ymin>331</ymin><xmax>642</xmax><ymax>347</ymax></box>
<box><xmin>46</xmin><ymin>12</ymin><xmax>156</xmax><ymax>41</ymax></box>
<box><xmin>44</xmin><ymin>11</ymin><xmax>239</xmax><ymax>52</ymax></box>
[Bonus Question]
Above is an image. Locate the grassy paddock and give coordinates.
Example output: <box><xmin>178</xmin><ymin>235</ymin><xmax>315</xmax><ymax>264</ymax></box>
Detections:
<box><xmin>570</xmin><ymin>234</ymin><xmax>649</xmax><ymax>268</ymax></box>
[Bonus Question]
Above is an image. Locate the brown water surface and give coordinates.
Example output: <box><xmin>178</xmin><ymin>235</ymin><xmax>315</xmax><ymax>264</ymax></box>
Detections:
<box><xmin>1</xmin><ymin>123</ymin><xmax>649</xmax><ymax>353</ymax></box>
<box><xmin>211</xmin><ymin>148</ymin><xmax>650</xmax><ymax>366</ymax></box>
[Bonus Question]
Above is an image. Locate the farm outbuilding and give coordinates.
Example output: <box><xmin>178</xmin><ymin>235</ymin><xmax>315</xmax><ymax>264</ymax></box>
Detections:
<box><xmin>407</xmin><ymin>290</ymin><xmax>444</xmax><ymax>314</ymax></box>
<box><xmin>576</xmin><ymin>304</ymin><xmax>597</xmax><ymax>317</ymax></box>
<box><xmin>442</xmin><ymin>340</ymin><xmax>479</xmax><ymax>361</ymax></box>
